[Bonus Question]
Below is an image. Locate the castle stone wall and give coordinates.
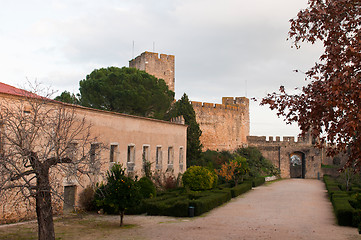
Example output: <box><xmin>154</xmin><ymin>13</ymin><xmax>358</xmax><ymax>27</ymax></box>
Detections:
<box><xmin>192</xmin><ymin>97</ymin><xmax>249</xmax><ymax>151</ymax></box>
<box><xmin>247</xmin><ymin>135</ymin><xmax>323</xmax><ymax>178</ymax></box>
<box><xmin>129</xmin><ymin>51</ymin><xmax>175</xmax><ymax>92</ymax></box>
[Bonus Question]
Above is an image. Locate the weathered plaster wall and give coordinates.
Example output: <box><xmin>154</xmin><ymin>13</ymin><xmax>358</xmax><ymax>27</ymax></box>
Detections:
<box><xmin>0</xmin><ymin>91</ymin><xmax>187</xmax><ymax>223</ymax></box>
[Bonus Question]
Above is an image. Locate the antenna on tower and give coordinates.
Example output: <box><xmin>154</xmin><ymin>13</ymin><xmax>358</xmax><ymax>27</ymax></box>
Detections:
<box><xmin>153</xmin><ymin>42</ymin><xmax>155</xmax><ymax>52</ymax></box>
<box><xmin>245</xmin><ymin>79</ymin><xmax>248</xmax><ymax>97</ymax></box>
<box><xmin>132</xmin><ymin>40</ymin><xmax>135</xmax><ymax>59</ymax></box>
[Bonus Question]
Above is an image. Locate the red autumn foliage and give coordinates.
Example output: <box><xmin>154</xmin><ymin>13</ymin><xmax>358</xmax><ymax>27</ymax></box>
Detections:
<box><xmin>261</xmin><ymin>0</ymin><xmax>361</xmax><ymax>168</ymax></box>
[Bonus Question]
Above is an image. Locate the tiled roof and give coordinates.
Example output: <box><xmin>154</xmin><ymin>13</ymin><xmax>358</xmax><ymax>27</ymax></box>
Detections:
<box><xmin>0</xmin><ymin>82</ymin><xmax>41</xmax><ymax>98</ymax></box>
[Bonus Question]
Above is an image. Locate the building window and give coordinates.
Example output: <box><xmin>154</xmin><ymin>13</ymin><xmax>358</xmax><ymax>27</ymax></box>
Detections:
<box><xmin>127</xmin><ymin>145</ymin><xmax>135</xmax><ymax>163</ymax></box>
<box><xmin>67</xmin><ymin>142</ymin><xmax>78</xmax><ymax>161</ymax></box>
<box><xmin>179</xmin><ymin>147</ymin><xmax>184</xmax><ymax>172</ymax></box>
<box><xmin>127</xmin><ymin>145</ymin><xmax>135</xmax><ymax>172</ymax></box>
<box><xmin>90</xmin><ymin>143</ymin><xmax>99</xmax><ymax>163</ymax></box>
<box><xmin>168</xmin><ymin>146</ymin><xmax>174</xmax><ymax>169</ymax></box>
<box><xmin>110</xmin><ymin>144</ymin><xmax>118</xmax><ymax>163</ymax></box>
<box><xmin>156</xmin><ymin>146</ymin><xmax>162</xmax><ymax>170</ymax></box>
<box><xmin>142</xmin><ymin>145</ymin><xmax>150</xmax><ymax>163</ymax></box>
<box><xmin>89</xmin><ymin>143</ymin><xmax>100</xmax><ymax>175</ymax></box>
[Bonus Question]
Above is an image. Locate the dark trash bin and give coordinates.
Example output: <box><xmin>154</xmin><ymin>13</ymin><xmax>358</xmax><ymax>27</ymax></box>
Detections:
<box><xmin>188</xmin><ymin>206</ymin><xmax>195</xmax><ymax>217</ymax></box>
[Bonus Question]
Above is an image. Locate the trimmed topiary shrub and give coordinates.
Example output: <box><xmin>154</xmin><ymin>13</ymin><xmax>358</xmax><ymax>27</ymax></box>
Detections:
<box><xmin>138</xmin><ymin>177</ymin><xmax>157</xmax><ymax>199</ymax></box>
<box><xmin>182</xmin><ymin>166</ymin><xmax>217</xmax><ymax>191</ymax></box>
<box><xmin>189</xmin><ymin>189</ymin><xmax>232</xmax><ymax>216</ymax></box>
<box><xmin>252</xmin><ymin>177</ymin><xmax>265</xmax><ymax>187</ymax></box>
<box><xmin>145</xmin><ymin>195</ymin><xmax>189</xmax><ymax>217</ymax></box>
<box><xmin>231</xmin><ymin>181</ymin><xmax>252</xmax><ymax>198</ymax></box>
<box><xmin>332</xmin><ymin>197</ymin><xmax>354</xmax><ymax>226</ymax></box>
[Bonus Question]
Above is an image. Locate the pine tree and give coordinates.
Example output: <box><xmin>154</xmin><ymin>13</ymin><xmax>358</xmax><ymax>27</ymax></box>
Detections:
<box><xmin>167</xmin><ymin>93</ymin><xmax>202</xmax><ymax>167</ymax></box>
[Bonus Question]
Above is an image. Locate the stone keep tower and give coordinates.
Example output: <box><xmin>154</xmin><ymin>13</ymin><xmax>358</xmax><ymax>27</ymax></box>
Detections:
<box><xmin>129</xmin><ymin>51</ymin><xmax>175</xmax><ymax>92</ymax></box>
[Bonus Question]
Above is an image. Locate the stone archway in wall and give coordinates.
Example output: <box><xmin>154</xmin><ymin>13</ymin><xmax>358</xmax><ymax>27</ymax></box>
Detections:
<box><xmin>290</xmin><ymin>152</ymin><xmax>306</xmax><ymax>178</ymax></box>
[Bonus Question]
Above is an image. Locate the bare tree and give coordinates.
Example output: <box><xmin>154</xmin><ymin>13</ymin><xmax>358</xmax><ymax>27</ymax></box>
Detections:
<box><xmin>0</xmin><ymin>84</ymin><xmax>101</xmax><ymax>240</ymax></box>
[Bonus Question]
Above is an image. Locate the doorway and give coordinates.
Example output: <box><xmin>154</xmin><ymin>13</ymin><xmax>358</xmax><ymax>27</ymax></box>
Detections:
<box><xmin>290</xmin><ymin>152</ymin><xmax>305</xmax><ymax>178</ymax></box>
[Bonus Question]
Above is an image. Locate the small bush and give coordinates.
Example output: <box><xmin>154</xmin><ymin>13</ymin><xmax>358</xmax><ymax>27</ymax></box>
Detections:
<box><xmin>164</xmin><ymin>175</ymin><xmax>178</xmax><ymax>190</ymax></box>
<box><xmin>78</xmin><ymin>185</ymin><xmax>97</xmax><ymax>211</ymax></box>
<box><xmin>182</xmin><ymin>166</ymin><xmax>217</xmax><ymax>191</ymax></box>
<box><xmin>138</xmin><ymin>177</ymin><xmax>156</xmax><ymax>199</ymax></box>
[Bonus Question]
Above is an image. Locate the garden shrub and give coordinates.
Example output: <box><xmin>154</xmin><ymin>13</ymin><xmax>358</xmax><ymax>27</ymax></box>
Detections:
<box><xmin>331</xmin><ymin>191</ymin><xmax>348</xmax><ymax>201</ymax></box>
<box><xmin>327</xmin><ymin>185</ymin><xmax>341</xmax><ymax>199</ymax></box>
<box><xmin>217</xmin><ymin>183</ymin><xmax>232</xmax><ymax>190</ymax></box>
<box><xmin>182</xmin><ymin>166</ymin><xmax>217</xmax><ymax>191</ymax></box>
<box><xmin>231</xmin><ymin>181</ymin><xmax>252</xmax><ymax>198</ymax></box>
<box><xmin>353</xmin><ymin>209</ymin><xmax>361</xmax><ymax>227</ymax></box>
<box><xmin>145</xmin><ymin>195</ymin><xmax>189</xmax><ymax>217</ymax></box>
<box><xmin>78</xmin><ymin>185</ymin><xmax>97</xmax><ymax>211</ymax></box>
<box><xmin>235</xmin><ymin>147</ymin><xmax>280</xmax><ymax>177</ymax></box>
<box><xmin>252</xmin><ymin>177</ymin><xmax>265</xmax><ymax>187</ymax></box>
<box><xmin>138</xmin><ymin>177</ymin><xmax>157</xmax><ymax>199</ymax></box>
<box><xmin>332</xmin><ymin>197</ymin><xmax>354</xmax><ymax>226</ymax></box>
<box><xmin>189</xmin><ymin>189</ymin><xmax>232</xmax><ymax>216</ymax></box>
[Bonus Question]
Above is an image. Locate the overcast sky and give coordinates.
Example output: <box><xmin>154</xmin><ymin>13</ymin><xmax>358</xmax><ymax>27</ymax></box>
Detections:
<box><xmin>0</xmin><ymin>0</ymin><xmax>324</xmax><ymax>139</ymax></box>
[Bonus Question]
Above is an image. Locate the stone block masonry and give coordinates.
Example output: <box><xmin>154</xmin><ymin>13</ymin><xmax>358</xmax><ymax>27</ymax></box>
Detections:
<box><xmin>192</xmin><ymin>97</ymin><xmax>250</xmax><ymax>151</ymax></box>
<box><xmin>129</xmin><ymin>51</ymin><xmax>175</xmax><ymax>92</ymax></box>
<box><xmin>247</xmin><ymin>135</ymin><xmax>323</xmax><ymax>179</ymax></box>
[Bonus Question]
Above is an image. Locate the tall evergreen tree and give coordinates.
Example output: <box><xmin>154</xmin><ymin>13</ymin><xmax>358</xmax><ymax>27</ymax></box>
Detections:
<box><xmin>166</xmin><ymin>93</ymin><xmax>202</xmax><ymax>166</ymax></box>
<box><xmin>78</xmin><ymin>67</ymin><xmax>174</xmax><ymax>120</ymax></box>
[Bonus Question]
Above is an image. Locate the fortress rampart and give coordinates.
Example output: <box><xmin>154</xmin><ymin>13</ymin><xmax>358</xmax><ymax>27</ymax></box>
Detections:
<box><xmin>247</xmin><ymin>134</ymin><xmax>323</xmax><ymax>178</ymax></box>
<box><xmin>247</xmin><ymin>135</ymin><xmax>312</xmax><ymax>145</ymax></box>
<box><xmin>192</xmin><ymin>97</ymin><xmax>250</xmax><ymax>151</ymax></box>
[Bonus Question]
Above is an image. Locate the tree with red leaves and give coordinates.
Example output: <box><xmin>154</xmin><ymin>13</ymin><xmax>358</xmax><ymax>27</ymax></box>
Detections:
<box><xmin>261</xmin><ymin>0</ymin><xmax>361</xmax><ymax>167</ymax></box>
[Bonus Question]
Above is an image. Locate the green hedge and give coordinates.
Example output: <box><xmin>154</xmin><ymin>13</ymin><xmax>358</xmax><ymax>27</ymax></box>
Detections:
<box><xmin>140</xmin><ymin>177</ymin><xmax>264</xmax><ymax>217</ymax></box>
<box><xmin>327</xmin><ymin>185</ymin><xmax>341</xmax><ymax>199</ymax></box>
<box><xmin>252</xmin><ymin>177</ymin><xmax>265</xmax><ymax>187</ymax></box>
<box><xmin>145</xmin><ymin>195</ymin><xmax>189</xmax><ymax>217</ymax></box>
<box><xmin>231</xmin><ymin>182</ymin><xmax>252</xmax><ymax>198</ymax></box>
<box><xmin>189</xmin><ymin>189</ymin><xmax>232</xmax><ymax>216</ymax></box>
<box><xmin>332</xmin><ymin>196</ymin><xmax>354</xmax><ymax>226</ymax></box>
<box><xmin>331</xmin><ymin>191</ymin><xmax>348</xmax><ymax>201</ymax></box>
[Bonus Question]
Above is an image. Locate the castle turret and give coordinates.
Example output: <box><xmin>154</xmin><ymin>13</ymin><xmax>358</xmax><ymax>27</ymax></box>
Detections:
<box><xmin>129</xmin><ymin>51</ymin><xmax>175</xmax><ymax>92</ymax></box>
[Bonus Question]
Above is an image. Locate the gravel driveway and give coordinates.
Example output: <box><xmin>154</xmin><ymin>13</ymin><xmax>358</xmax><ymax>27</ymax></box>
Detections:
<box><xmin>119</xmin><ymin>179</ymin><xmax>360</xmax><ymax>240</ymax></box>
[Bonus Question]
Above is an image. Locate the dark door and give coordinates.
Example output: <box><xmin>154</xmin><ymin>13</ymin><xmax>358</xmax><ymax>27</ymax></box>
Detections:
<box><xmin>290</xmin><ymin>152</ymin><xmax>305</xmax><ymax>178</ymax></box>
<box><xmin>64</xmin><ymin>185</ymin><xmax>76</xmax><ymax>211</ymax></box>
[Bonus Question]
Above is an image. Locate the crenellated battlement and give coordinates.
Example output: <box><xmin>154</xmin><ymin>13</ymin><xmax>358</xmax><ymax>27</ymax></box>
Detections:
<box><xmin>170</xmin><ymin>115</ymin><xmax>185</xmax><ymax>125</ymax></box>
<box><xmin>247</xmin><ymin>135</ymin><xmax>310</xmax><ymax>144</ymax></box>
<box><xmin>191</xmin><ymin>101</ymin><xmax>240</xmax><ymax>111</ymax></box>
<box><xmin>191</xmin><ymin>97</ymin><xmax>249</xmax><ymax>112</ymax></box>
<box><xmin>191</xmin><ymin>97</ymin><xmax>250</xmax><ymax>151</ymax></box>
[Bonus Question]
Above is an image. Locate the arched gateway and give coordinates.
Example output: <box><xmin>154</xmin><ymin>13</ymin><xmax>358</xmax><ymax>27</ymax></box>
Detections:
<box><xmin>290</xmin><ymin>152</ymin><xmax>305</xmax><ymax>178</ymax></box>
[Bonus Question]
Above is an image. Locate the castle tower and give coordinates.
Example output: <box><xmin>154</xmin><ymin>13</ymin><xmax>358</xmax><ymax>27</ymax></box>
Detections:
<box><xmin>129</xmin><ymin>52</ymin><xmax>175</xmax><ymax>92</ymax></box>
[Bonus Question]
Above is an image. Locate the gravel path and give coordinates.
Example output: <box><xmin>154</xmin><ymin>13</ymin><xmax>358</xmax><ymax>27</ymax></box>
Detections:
<box><xmin>119</xmin><ymin>179</ymin><xmax>360</xmax><ymax>240</ymax></box>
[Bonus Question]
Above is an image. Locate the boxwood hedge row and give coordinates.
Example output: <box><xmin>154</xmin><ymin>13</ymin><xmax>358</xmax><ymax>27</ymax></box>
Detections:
<box><xmin>323</xmin><ymin>175</ymin><xmax>357</xmax><ymax>227</ymax></box>
<box><xmin>139</xmin><ymin>177</ymin><xmax>265</xmax><ymax>217</ymax></box>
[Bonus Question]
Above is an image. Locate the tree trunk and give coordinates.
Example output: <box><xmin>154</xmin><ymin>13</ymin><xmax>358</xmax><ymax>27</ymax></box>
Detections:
<box><xmin>36</xmin><ymin>167</ymin><xmax>55</xmax><ymax>240</ymax></box>
<box><xmin>120</xmin><ymin>211</ymin><xmax>124</xmax><ymax>226</ymax></box>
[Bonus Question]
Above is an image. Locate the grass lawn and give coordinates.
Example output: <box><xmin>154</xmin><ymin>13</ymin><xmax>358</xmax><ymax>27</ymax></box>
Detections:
<box><xmin>0</xmin><ymin>214</ymin><xmax>139</xmax><ymax>240</ymax></box>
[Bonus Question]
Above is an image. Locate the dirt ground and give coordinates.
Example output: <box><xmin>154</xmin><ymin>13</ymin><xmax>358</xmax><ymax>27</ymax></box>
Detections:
<box><xmin>1</xmin><ymin>179</ymin><xmax>360</xmax><ymax>240</ymax></box>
